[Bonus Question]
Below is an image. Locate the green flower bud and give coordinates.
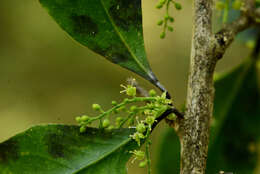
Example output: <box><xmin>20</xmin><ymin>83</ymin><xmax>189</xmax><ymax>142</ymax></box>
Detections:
<box><xmin>168</xmin><ymin>26</ymin><xmax>174</xmax><ymax>32</ymax></box>
<box><xmin>92</xmin><ymin>104</ymin><xmax>101</xmax><ymax>111</ymax></box>
<box><xmin>107</xmin><ymin>125</ymin><xmax>114</xmax><ymax>130</ymax></box>
<box><xmin>102</xmin><ymin>119</ymin><xmax>110</xmax><ymax>128</ymax></box>
<box><xmin>130</xmin><ymin>105</ymin><xmax>138</xmax><ymax>112</ymax></box>
<box><xmin>75</xmin><ymin>116</ymin><xmax>82</xmax><ymax>123</ymax></box>
<box><xmin>169</xmin><ymin>16</ymin><xmax>174</xmax><ymax>22</ymax></box>
<box><xmin>167</xmin><ymin>113</ymin><xmax>177</xmax><ymax>121</ymax></box>
<box><xmin>157</xmin><ymin>20</ymin><xmax>164</xmax><ymax>26</ymax></box>
<box><xmin>156</xmin><ymin>3</ymin><xmax>163</xmax><ymax>9</ymax></box>
<box><xmin>174</xmin><ymin>2</ymin><xmax>182</xmax><ymax>10</ymax></box>
<box><xmin>160</xmin><ymin>32</ymin><xmax>166</xmax><ymax>39</ymax></box>
<box><xmin>164</xmin><ymin>14</ymin><xmax>169</xmax><ymax>20</ymax></box>
<box><xmin>149</xmin><ymin>89</ymin><xmax>157</xmax><ymax>97</ymax></box>
<box><xmin>136</xmin><ymin>123</ymin><xmax>146</xmax><ymax>133</ymax></box>
<box><xmin>81</xmin><ymin>115</ymin><xmax>89</xmax><ymax>122</ymax></box>
<box><xmin>111</xmin><ymin>100</ymin><xmax>117</xmax><ymax>106</ymax></box>
<box><xmin>139</xmin><ymin>160</ymin><xmax>148</xmax><ymax>168</ymax></box>
<box><xmin>80</xmin><ymin>126</ymin><xmax>86</xmax><ymax>133</ymax></box>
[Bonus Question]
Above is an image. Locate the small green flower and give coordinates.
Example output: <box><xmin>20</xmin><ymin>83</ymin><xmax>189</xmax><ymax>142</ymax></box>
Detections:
<box><xmin>136</xmin><ymin>123</ymin><xmax>146</xmax><ymax>133</ymax></box>
<box><xmin>146</xmin><ymin>116</ymin><xmax>155</xmax><ymax>125</ymax></box>
<box><xmin>130</xmin><ymin>150</ymin><xmax>145</xmax><ymax>160</ymax></box>
<box><xmin>131</xmin><ymin>132</ymin><xmax>145</xmax><ymax>146</ymax></box>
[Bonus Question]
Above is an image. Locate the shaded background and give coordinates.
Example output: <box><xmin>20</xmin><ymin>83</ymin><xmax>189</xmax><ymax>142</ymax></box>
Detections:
<box><xmin>0</xmin><ymin>0</ymin><xmax>252</xmax><ymax>173</ymax></box>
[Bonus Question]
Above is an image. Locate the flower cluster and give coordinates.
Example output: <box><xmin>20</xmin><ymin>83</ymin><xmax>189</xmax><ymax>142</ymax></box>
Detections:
<box><xmin>75</xmin><ymin>82</ymin><xmax>174</xmax><ymax>172</ymax></box>
<box><xmin>156</xmin><ymin>0</ymin><xmax>182</xmax><ymax>38</ymax></box>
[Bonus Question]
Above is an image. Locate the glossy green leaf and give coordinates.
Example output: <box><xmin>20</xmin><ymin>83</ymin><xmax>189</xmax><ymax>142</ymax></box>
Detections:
<box><xmin>156</xmin><ymin>59</ymin><xmax>260</xmax><ymax>174</ymax></box>
<box><xmin>0</xmin><ymin>125</ymin><xmax>136</xmax><ymax>174</ymax></box>
<box><xmin>39</xmin><ymin>0</ymin><xmax>161</xmax><ymax>89</ymax></box>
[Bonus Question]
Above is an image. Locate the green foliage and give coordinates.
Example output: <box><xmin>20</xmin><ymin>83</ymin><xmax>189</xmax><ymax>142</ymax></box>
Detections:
<box><xmin>156</xmin><ymin>58</ymin><xmax>260</xmax><ymax>173</ymax></box>
<box><xmin>39</xmin><ymin>0</ymin><xmax>162</xmax><ymax>89</ymax></box>
<box><xmin>0</xmin><ymin>125</ymin><xmax>137</xmax><ymax>174</ymax></box>
<box><xmin>75</xmin><ymin>83</ymin><xmax>173</xmax><ymax>172</ymax></box>
<box><xmin>155</xmin><ymin>0</ymin><xmax>182</xmax><ymax>38</ymax></box>
<box><xmin>207</xmin><ymin>59</ymin><xmax>260</xmax><ymax>174</ymax></box>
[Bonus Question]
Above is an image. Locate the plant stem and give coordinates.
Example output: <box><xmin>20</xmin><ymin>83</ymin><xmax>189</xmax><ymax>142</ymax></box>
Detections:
<box><xmin>176</xmin><ymin>0</ymin><xmax>216</xmax><ymax>173</ymax></box>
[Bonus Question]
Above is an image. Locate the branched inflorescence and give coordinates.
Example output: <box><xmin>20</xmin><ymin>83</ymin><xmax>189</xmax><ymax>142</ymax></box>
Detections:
<box><xmin>156</xmin><ymin>0</ymin><xmax>182</xmax><ymax>38</ymax></box>
<box><xmin>75</xmin><ymin>81</ymin><xmax>177</xmax><ymax>171</ymax></box>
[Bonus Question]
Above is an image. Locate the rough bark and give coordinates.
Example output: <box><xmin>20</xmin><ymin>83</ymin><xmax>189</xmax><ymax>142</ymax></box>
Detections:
<box><xmin>169</xmin><ymin>0</ymin><xmax>258</xmax><ymax>174</ymax></box>
<box><xmin>176</xmin><ymin>0</ymin><xmax>216</xmax><ymax>173</ymax></box>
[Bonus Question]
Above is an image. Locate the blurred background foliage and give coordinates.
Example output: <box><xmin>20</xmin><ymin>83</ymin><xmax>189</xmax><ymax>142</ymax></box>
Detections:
<box><xmin>0</xmin><ymin>0</ymin><xmax>257</xmax><ymax>173</ymax></box>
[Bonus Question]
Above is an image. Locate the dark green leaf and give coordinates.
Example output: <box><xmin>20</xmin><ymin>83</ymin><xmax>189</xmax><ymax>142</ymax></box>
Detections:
<box><xmin>156</xmin><ymin>59</ymin><xmax>260</xmax><ymax>173</ymax></box>
<box><xmin>39</xmin><ymin>0</ymin><xmax>160</xmax><ymax>88</ymax></box>
<box><xmin>0</xmin><ymin>124</ymin><xmax>136</xmax><ymax>174</ymax></box>
<box><xmin>207</xmin><ymin>59</ymin><xmax>260</xmax><ymax>174</ymax></box>
<box><xmin>156</xmin><ymin>128</ymin><xmax>180</xmax><ymax>174</ymax></box>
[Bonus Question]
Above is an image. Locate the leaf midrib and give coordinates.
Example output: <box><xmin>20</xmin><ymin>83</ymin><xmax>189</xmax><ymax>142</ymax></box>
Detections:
<box><xmin>99</xmin><ymin>0</ymin><xmax>149</xmax><ymax>75</ymax></box>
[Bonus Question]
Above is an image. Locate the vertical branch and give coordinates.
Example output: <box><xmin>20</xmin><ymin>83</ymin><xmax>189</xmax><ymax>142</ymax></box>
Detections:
<box><xmin>175</xmin><ymin>0</ymin><xmax>216</xmax><ymax>173</ymax></box>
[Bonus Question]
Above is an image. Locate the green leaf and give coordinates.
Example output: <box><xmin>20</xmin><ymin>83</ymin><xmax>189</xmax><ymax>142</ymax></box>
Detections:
<box><xmin>156</xmin><ymin>58</ymin><xmax>260</xmax><ymax>173</ymax></box>
<box><xmin>39</xmin><ymin>0</ymin><xmax>161</xmax><ymax>88</ymax></box>
<box><xmin>155</xmin><ymin>128</ymin><xmax>180</xmax><ymax>174</ymax></box>
<box><xmin>207</xmin><ymin>59</ymin><xmax>260</xmax><ymax>174</ymax></box>
<box><xmin>0</xmin><ymin>124</ymin><xmax>137</xmax><ymax>174</ymax></box>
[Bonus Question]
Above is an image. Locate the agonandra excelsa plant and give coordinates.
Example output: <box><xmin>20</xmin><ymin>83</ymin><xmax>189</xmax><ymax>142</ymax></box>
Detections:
<box><xmin>0</xmin><ymin>0</ymin><xmax>260</xmax><ymax>174</ymax></box>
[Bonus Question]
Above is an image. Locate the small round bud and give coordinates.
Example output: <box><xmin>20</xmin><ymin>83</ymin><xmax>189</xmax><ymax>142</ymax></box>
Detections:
<box><xmin>164</xmin><ymin>14</ymin><xmax>169</xmax><ymax>20</ymax></box>
<box><xmin>169</xmin><ymin>16</ymin><xmax>174</xmax><ymax>22</ymax></box>
<box><xmin>156</xmin><ymin>3</ymin><xmax>163</xmax><ymax>9</ymax></box>
<box><xmin>136</xmin><ymin>123</ymin><xmax>146</xmax><ymax>133</ymax></box>
<box><xmin>111</xmin><ymin>100</ymin><xmax>117</xmax><ymax>106</ymax></box>
<box><xmin>168</xmin><ymin>26</ymin><xmax>174</xmax><ymax>32</ymax></box>
<box><xmin>130</xmin><ymin>105</ymin><xmax>138</xmax><ymax>112</ymax></box>
<box><xmin>146</xmin><ymin>116</ymin><xmax>155</xmax><ymax>125</ymax></box>
<box><xmin>139</xmin><ymin>160</ymin><xmax>147</xmax><ymax>168</ymax></box>
<box><xmin>80</xmin><ymin>126</ymin><xmax>86</xmax><ymax>133</ymax></box>
<box><xmin>107</xmin><ymin>125</ymin><xmax>114</xmax><ymax>130</ymax></box>
<box><xmin>149</xmin><ymin>89</ymin><xmax>156</xmax><ymax>97</ymax></box>
<box><xmin>160</xmin><ymin>32</ymin><xmax>166</xmax><ymax>39</ymax></box>
<box><xmin>92</xmin><ymin>104</ymin><xmax>101</xmax><ymax>111</ymax></box>
<box><xmin>157</xmin><ymin>20</ymin><xmax>164</xmax><ymax>26</ymax></box>
<box><xmin>81</xmin><ymin>115</ymin><xmax>89</xmax><ymax>122</ymax></box>
<box><xmin>174</xmin><ymin>3</ymin><xmax>182</xmax><ymax>10</ymax></box>
<box><xmin>75</xmin><ymin>116</ymin><xmax>82</xmax><ymax>122</ymax></box>
<box><xmin>102</xmin><ymin>119</ymin><xmax>110</xmax><ymax>128</ymax></box>
<box><xmin>167</xmin><ymin>113</ymin><xmax>177</xmax><ymax>121</ymax></box>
